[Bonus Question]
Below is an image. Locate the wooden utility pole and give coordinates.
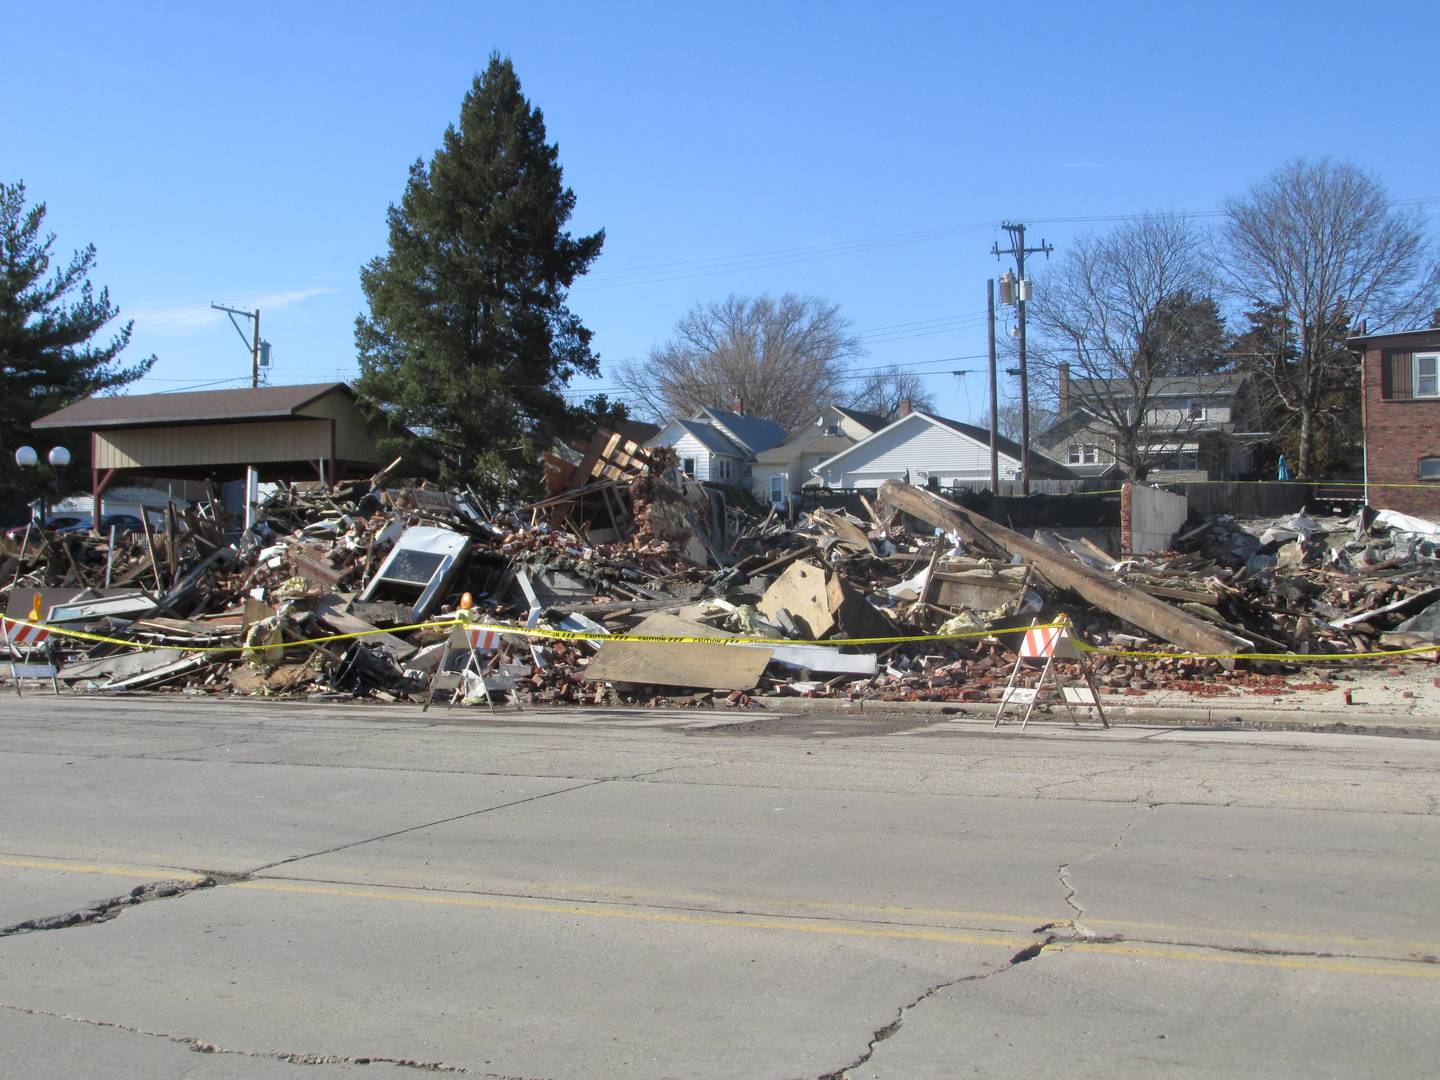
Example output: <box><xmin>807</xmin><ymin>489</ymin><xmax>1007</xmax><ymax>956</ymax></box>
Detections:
<box><xmin>211</xmin><ymin>302</ymin><xmax>264</xmax><ymax>387</ymax></box>
<box><xmin>250</xmin><ymin>309</ymin><xmax>261</xmax><ymax>388</ymax></box>
<box><xmin>986</xmin><ymin>278</ymin><xmax>999</xmax><ymax>492</ymax></box>
<box><xmin>992</xmin><ymin>223</ymin><xmax>1053</xmax><ymax>495</ymax></box>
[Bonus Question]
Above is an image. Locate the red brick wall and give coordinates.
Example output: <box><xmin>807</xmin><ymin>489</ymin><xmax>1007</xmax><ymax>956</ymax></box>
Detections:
<box><xmin>1364</xmin><ymin>342</ymin><xmax>1440</xmax><ymax>518</ymax></box>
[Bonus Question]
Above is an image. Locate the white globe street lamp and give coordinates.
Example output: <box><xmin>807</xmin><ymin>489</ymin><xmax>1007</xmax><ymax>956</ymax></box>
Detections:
<box><xmin>13</xmin><ymin>444</ymin><xmax>70</xmax><ymax>527</ymax></box>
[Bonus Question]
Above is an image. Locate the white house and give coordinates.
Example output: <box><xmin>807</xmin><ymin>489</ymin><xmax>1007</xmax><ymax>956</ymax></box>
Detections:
<box><xmin>647</xmin><ymin>405</ymin><xmax>787</xmax><ymax>486</ymax></box>
<box><xmin>751</xmin><ymin>405</ymin><xmax>886</xmax><ymax>507</ymax></box>
<box><xmin>811</xmin><ymin>408</ymin><xmax>1074</xmax><ymax>490</ymax></box>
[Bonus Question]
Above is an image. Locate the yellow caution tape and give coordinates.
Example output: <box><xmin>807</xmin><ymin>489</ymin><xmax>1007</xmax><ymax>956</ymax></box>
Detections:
<box><xmin>0</xmin><ymin>617</ymin><xmax>469</xmax><ymax>656</ymax></box>
<box><xmin>1</xmin><ymin>615</ymin><xmax>1064</xmax><ymax>657</ymax></box>
<box><xmin>1155</xmin><ymin>479</ymin><xmax>1439</xmax><ymax>491</ymax></box>
<box><xmin>8</xmin><ymin>615</ymin><xmax>1435</xmax><ymax>665</ymax></box>
<box><xmin>1072</xmin><ymin>640</ymin><xmax>1440</xmax><ymax>662</ymax></box>
<box><xmin>456</xmin><ymin>620</ymin><xmax>1066</xmax><ymax>648</ymax></box>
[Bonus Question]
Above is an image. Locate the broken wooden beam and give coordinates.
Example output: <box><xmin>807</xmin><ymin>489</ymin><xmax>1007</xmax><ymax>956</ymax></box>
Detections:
<box><xmin>878</xmin><ymin>481</ymin><xmax>1252</xmax><ymax>667</ymax></box>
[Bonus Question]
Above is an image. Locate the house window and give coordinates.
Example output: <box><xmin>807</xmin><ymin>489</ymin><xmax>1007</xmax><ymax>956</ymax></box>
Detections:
<box><xmin>1067</xmin><ymin>445</ymin><xmax>1100</xmax><ymax>465</ymax></box>
<box><xmin>1186</xmin><ymin>399</ymin><xmax>1204</xmax><ymax>420</ymax></box>
<box><xmin>769</xmin><ymin>475</ymin><xmax>786</xmax><ymax>505</ymax></box>
<box><xmin>1417</xmin><ymin>354</ymin><xmax>1439</xmax><ymax>398</ymax></box>
<box><xmin>1420</xmin><ymin>457</ymin><xmax>1440</xmax><ymax>480</ymax></box>
<box><xmin>824</xmin><ymin>424</ymin><xmax>841</xmax><ymax>436</ymax></box>
<box><xmin>682</xmin><ymin>457</ymin><xmax>696</xmax><ymax>477</ymax></box>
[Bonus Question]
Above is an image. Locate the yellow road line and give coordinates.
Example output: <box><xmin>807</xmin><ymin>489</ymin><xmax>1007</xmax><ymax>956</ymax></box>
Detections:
<box><xmin>1062</xmin><ymin>940</ymin><xmax>1438</xmax><ymax>980</ymax></box>
<box><xmin>230</xmin><ymin>879</ymin><xmax>1440</xmax><ymax>979</ymax></box>
<box><xmin>8</xmin><ymin>857</ymin><xmax>1438</xmax><ymax>977</ymax></box>
<box><xmin>0</xmin><ymin>855</ymin><xmax>206</xmax><ymax>883</ymax></box>
<box><xmin>230</xmin><ymin>879</ymin><xmax>1031</xmax><ymax>949</ymax></box>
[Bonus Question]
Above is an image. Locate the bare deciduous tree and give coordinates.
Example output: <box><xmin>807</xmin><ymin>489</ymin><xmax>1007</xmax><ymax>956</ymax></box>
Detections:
<box><xmin>1222</xmin><ymin>158</ymin><xmax>1440</xmax><ymax>477</ymax></box>
<box><xmin>846</xmin><ymin>365</ymin><xmax>937</xmax><ymax>418</ymax></box>
<box><xmin>1025</xmin><ymin>212</ymin><xmax>1225</xmax><ymax>478</ymax></box>
<box><xmin>978</xmin><ymin>395</ymin><xmax>1055</xmax><ymax>442</ymax></box>
<box><xmin>616</xmin><ymin>293</ymin><xmax>862</xmax><ymax>429</ymax></box>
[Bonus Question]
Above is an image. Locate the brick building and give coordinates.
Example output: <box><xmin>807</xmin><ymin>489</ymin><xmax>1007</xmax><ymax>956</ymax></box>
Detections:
<box><xmin>1351</xmin><ymin>327</ymin><xmax>1440</xmax><ymax>518</ymax></box>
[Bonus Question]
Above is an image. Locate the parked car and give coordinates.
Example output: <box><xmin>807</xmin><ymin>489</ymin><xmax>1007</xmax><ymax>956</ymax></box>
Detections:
<box><xmin>3</xmin><ymin>513</ymin><xmax>87</xmax><ymax>542</ymax></box>
<box><xmin>53</xmin><ymin>513</ymin><xmax>148</xmax><ymax>537</ymax></box>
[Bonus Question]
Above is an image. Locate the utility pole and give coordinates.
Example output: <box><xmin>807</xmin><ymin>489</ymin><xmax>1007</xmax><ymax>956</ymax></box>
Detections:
<box><xmin>986</xmin><ymin>278</ymin><xmax>999</xmax><ymax>492</ymax></box>
<box><xmin>992</xmin><ymin>222</ymin><xmax>1052</xmax><ymax>494</ymax></box>
<box><xmin>210</xmin><ymin>303</ymin><xmax>265</xmax><ymax>388</ymax></box>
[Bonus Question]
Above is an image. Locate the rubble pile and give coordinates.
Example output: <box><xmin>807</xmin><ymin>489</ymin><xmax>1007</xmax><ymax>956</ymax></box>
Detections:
<box><xmin>2</xmin><ymin>441</ymin><xmax>1437</xmax><ymax>708</ymax></box>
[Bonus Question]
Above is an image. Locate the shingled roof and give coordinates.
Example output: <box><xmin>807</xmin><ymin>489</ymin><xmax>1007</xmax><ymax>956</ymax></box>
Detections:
<box><xmin>33</xmin><ymin>383</ymin><xmax>351</xmax><ymax>430</ymax></box>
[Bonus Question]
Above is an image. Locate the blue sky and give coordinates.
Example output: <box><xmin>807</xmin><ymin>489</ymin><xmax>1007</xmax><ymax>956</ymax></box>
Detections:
<box><xmin>7</xmin><ymin>0</ymin><xmax>1437</xmax><ymax>425</ymax></box>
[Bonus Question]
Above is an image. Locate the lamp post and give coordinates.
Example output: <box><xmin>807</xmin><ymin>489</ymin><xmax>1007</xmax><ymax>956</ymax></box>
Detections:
<box><xmin>14</xmin><ymin>445</ymin><xmax>71</xmax><ymax>530</ymax></box>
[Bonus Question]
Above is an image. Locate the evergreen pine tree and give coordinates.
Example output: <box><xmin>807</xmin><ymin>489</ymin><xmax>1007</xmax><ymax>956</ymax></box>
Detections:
<box><xmin>355</xmin><ymin>55</ymin><xmax>604</xmax><ymax>494</ymax></box>
<box><xmin>0</xmin><ymin>181</ymin><xmax>154</xmax><ymax>516</ymax></box>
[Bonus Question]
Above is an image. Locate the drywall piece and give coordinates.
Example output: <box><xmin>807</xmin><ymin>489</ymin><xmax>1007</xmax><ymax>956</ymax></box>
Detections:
<box><xmin>101</xmin><ymin>654</ymin><xmax>208</xmax><ymax>691</ymax></box>
<box><xmin>59</xmin><ymin>649</ymin><xmax>184</xmax><ymax>682</ymax></box>
<box><xmin>582</xmin><ymin>612</ymin><xmax>771</xmax><ymax>691</ymax></box>
<box><xmin>47</xmin><ymin>592</ymin><xmax>158</xmax><ymax>623</ymax></box>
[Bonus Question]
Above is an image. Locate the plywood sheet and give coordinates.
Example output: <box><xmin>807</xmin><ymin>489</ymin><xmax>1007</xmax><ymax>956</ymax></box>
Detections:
<box><xmin>582</xmin><ymin>612</ymin><xmax>771</xmax><ymax>691</ymax></box>
<box><xmin>757</xmin><ymin>560</ymin><xmax>836</xmax><ymax>639</ymax></box>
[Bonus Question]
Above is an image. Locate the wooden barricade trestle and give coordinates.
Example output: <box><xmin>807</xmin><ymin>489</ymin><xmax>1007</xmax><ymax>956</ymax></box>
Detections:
<box><xmin>423</xmin><ymin>624</ymin><xmax>526</xmax><ymax>712</ymax></box>
<box><xmin>995</xmin><ymin>615</ymin><xmax>1108</xmax><ymax>730</ymax></box>
<box><xmin>2</xmin><ymin>615</ymin><xmax>60</xmax><ymax>696</ymax></box>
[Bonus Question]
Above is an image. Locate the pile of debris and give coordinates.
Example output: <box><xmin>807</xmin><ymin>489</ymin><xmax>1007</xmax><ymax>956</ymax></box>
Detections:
<box><xmin>3</xmin><ymin>440</ymin><xmax>1438</xmax><ymax>708</ymax></box>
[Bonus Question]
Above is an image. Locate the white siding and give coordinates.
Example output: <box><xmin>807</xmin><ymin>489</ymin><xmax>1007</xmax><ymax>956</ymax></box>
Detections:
<box><xmin>667</xmin><ymin>433</ymin><xmax>716</xmax><ymax>480</ymax></box>
<box><xmin>751</xmin><ymin>463</ymin><xmax>784</xmax><ymax>503</ymax></box>
<box><xmin>817</xmin><ymin>416</ymin><xmax>1022</xmax><ymax>489</ymax></box>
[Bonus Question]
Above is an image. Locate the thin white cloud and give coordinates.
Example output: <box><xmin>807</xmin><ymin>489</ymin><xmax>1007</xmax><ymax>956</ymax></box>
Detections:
<box><xmin>254</xmin><ymin>286</ymin><xmax>335</xmax><ymax>309</ymax></box>
<box><xmin>130</xmin><ymin>287</ymin><xmax>335</xmax><ymax>337</ymax></box>
<box><xmin>129</xmin><ymin>305</ymin><xmax>225</xmax><ymax>335</ymax></box>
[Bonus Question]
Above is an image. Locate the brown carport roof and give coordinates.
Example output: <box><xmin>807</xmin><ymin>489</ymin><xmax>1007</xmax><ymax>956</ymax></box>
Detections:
<box><xmin>33</xmin><ymin>382</ymin><xmax>350</xmax><ymax>430</ymax></box>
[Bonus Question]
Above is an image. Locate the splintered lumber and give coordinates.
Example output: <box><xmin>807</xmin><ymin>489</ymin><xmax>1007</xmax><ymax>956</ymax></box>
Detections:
<box><xmin>314</xmin><ymin>595</ymin><xmax>418</xmax><ymax>661</ymax></box>
<box><xmin>878</xmin><ymin>481</ymin><xmax>1252</xmax><ymax>667</ymax></box>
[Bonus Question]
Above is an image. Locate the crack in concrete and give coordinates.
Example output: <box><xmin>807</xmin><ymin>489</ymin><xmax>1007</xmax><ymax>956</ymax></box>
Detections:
<box><xmin>1054</xmin><ymin>803</ymin><xmax>1154</xmax><ymax>939</ymax></box>
<box><xmin>0</xmin><ymin>1003</ymin><xmax>548</xmax><ymax>1076</ymax></box>
<box><xmin>247</xmin><ymin>763</ymin><xmax>710</xmax><ymax>876</ymax></box>
<box><xmin>816</xmin><ymin>935</ymin><xmax>1058</xmax><ymax>1079</ymax></box>
<box><xmin>1033</xmin><ymin>761</ymin><xmax>1146</xmax><ymax>797</ymax></box>
<box><xmin>0</xmin><ymin>875</ymin><xmax>235</xmax><ymax>938</ymax></box>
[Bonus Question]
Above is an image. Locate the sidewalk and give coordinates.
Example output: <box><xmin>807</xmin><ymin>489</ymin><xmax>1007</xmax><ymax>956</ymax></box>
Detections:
<box><xmin>760</xmin><ymin>660</ymin><xmax>1440</xmax><ymax>739</ymax></box>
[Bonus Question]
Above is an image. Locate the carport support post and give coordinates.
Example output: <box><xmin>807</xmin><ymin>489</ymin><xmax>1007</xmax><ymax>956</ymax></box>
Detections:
<box><xmin>91</xmin><ymin>467</ymin><xmax>116</xmax><ymax>536</ymax></box>
<box><xmin>243</xmin><ymin>466</ymin><xmax>260</xmax><ymax>533</ymax></box>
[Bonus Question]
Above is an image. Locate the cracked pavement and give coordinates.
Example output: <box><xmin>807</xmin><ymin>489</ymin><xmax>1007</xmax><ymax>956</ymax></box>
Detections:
<box><xmin>2</xmin><ymin>697</ymin><xmax>1439</xmax><ymax>1078</ymax></box>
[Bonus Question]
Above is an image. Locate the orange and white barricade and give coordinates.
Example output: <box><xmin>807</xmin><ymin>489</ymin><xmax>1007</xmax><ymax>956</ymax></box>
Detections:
<box><xmin>995</xmin><ymin>614</ymin><xmax>1107</xmax><ymax>730</ymax></box>
<box><xmin>423</xmin><ymin>622</ymin><xmax>523</xmax><ymax>712</ymax></box>
<box><xmin>2</xmin><ymin>614</ymin><xmax>61</xmax><ymax>695</ymax></box>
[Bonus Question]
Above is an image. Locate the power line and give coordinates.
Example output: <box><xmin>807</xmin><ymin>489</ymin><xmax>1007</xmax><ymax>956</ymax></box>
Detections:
<box><xmin>582</xmin><ymin>221</ymin><xmax>997</xmax><ymax>280</ymax></box>
<box><xmin>572</xmin><ymin>197</ymin><xmax>1440</xmax><ymax>291</ymax></box>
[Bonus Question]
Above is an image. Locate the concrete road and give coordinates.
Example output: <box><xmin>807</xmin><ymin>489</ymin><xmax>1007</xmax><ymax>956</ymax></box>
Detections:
<box><xmin>1</xmin><ymin>697</ymin><xmax>1438</xmax><ymax>1079</ymax></box>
